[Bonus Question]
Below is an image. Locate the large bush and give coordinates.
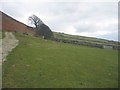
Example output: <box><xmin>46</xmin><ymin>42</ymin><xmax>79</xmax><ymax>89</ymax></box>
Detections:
<box><xmin>36</xmin><ymin>24</ymin><xmax>53</xmax><ymax>39</ymax></box>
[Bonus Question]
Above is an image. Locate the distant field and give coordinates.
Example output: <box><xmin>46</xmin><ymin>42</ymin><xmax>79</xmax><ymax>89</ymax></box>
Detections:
<box><xmin>3</xmin><ymin>33</ymin><xmax>118</xmax><ymax>88</ymax></box>
<box><xmin>53</xmin><ymin>32</ymin><xmax>119</xmax><ymax>47</ymax></box>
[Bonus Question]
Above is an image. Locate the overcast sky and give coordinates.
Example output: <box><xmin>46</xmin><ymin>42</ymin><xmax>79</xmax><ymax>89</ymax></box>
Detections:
<box><xmin>0</xmin><ymin>0</ymin><xmax>119</xmax><ymax>41</ymax></box>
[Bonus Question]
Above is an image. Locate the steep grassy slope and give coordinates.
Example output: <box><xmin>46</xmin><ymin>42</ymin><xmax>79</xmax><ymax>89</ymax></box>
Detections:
<box><xmin>2</xmin><ymin>33</ymin><xmax>118</xmax><ymax>88</ymax></box>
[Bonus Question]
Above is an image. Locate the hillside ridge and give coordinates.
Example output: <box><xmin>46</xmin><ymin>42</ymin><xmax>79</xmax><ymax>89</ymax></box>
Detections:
<box><xmin>0</xmin><ymin>11</ymin><xmax>119</xmax><ymax>50</ymax></box>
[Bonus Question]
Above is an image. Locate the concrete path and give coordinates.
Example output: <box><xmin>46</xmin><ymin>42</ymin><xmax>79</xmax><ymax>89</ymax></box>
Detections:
<box><xmin>0</xmin><ymin>38</ymin><xmax>2</xmax><ymax>89</ymax></box>
<box><xmin>0</xmin><ymin>32</ymin><xmax>19</xmax><ymax>89</ymax></box>
<box><xmin>0</xmin><ymin>32</ymin><xmax>19</xmax><ymax>64</ymax></box>
<box><xmin>0</xmin><ymin>39</ymin><xmax>2</xmax><ymax>65</ymax></box>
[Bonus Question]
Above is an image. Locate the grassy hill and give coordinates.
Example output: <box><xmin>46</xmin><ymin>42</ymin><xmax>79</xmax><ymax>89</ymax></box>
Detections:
<box><xmin>53</xmin><ymin>32</ymin><xmax>119</xmax><ymax>49</ymax></box>
<box><xmin>3</xmin><ymin>32</ymin><xmax>118</xmax><ymax>88</ymax></box>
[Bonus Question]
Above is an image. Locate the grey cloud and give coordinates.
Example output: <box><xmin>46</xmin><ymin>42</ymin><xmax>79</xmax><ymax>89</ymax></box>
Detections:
<box><xmin>75</xmin><ymin>24</ymin><xmax>96</xmax><ymax>33</ymax></box>
<box><xmin>99</xmin><ymin>31</ymin><xmax>118</xmax><ymax>41</ymax></box>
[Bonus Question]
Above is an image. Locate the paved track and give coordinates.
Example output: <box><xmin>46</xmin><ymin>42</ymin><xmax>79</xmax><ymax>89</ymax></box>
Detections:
<box><xmin>0</xmin><ymin>32</ymin><xmax>19</xmax><ymax>64</ymax></box>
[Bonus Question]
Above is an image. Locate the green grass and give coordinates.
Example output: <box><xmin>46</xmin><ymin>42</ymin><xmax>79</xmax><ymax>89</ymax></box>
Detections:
<box><xmin>0</xmin><ymin>30</ymin><xmax>5</xmax><ymax>39</ymax></box>
<box><xmin>3</xmin><ymin>33</ymin><xmax>118</xmax><ymax>88</ymax></box>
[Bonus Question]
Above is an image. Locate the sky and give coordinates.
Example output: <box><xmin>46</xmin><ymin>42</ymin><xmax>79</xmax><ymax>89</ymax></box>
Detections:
<box><xmin>0</xmin><ymin>0</ymin><xmax>119</xmax><ymax>41</ymax></box>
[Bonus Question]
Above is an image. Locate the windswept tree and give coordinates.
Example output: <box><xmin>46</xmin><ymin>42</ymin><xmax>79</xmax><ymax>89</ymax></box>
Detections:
<box><xmin>28</xmin><ymin>15</ymin><xmax>43</xmax><ymax>29</ymax></box>
<box><xmin>29</xmin><ymin>15</ymin><xmax>53</xmax><ymax>39</ymax></box>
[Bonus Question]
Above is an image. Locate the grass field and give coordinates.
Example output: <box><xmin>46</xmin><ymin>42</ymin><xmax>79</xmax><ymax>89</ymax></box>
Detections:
<box><xmin>2</xmin><ymin>33</ymin><xmax>118</xmax><ymax>88</ymax></box>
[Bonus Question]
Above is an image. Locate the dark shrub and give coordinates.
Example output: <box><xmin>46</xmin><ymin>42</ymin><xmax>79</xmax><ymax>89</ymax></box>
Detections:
<box><xmin>36</xmin><ymin>24</ymin><xmax>53</xmax><ymax>39</ymax></box>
